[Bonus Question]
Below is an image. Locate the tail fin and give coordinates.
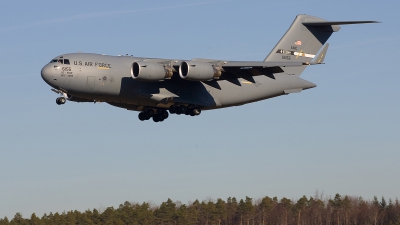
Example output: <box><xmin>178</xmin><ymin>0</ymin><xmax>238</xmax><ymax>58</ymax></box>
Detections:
<box><xmin>264</xmin><ymin>14</ymin><xmax>377</xmax><ymax>76</ymax></box>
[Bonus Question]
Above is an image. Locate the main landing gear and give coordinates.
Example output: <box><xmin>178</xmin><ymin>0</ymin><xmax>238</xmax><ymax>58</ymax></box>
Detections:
<box><xmin>168</xmin><ymin>105</ymin><xmax>201</xmax><ymax>116</ymax></box>
<box><xmin>137</xmin><ymin>105</ymin><xmax>201</xmax><ymax>122</ymax></box>
<box><xmin>138</xmin><ymin>108</ymin><xmax>169</xmax><ymax>122</ymax></box>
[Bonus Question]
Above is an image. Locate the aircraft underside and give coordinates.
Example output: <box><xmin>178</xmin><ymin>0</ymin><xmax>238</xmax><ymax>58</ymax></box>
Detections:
<box><xmin>41</xmin><ymin>15</ymin><xmax>376</xmax><ymax>122</ymax></box>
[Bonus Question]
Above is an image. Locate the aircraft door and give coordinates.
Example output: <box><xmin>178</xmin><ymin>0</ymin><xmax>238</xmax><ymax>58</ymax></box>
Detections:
<box><xmin>86</xmin><ymin>76</ymin><xmax>95</xmax><ymax>90</ymax></box>
<box><xmin>53</xmin><ymin>64</ymin><xmax>61</xmax><ymax>79</ymax></box>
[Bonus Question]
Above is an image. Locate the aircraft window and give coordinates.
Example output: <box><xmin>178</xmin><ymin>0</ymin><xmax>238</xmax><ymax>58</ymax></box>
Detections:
<box><xmin>64</xmin><ymin>59</ymin><xmax>70</xmax><ymax>65</ymax></box>
<box><xmin>50</xmin><ymin>59</ymin><xmax>58</xmax><ymax>63</ymax></box>
<box><xmin>58</xmin><ymin>59</ymin><xmax>63</xmax><ymax>64</ymax></box>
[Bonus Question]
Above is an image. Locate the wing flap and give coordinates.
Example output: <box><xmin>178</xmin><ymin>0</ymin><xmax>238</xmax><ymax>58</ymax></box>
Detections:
<box><xmin>221</xmin><ymin>61</ymin><xmax>304</xmax><ymax>78</ymax></box>
<box><xmin>222</xmin><ymin>61</ymin><xmax>304</xmax><ymax>68</ymax></box>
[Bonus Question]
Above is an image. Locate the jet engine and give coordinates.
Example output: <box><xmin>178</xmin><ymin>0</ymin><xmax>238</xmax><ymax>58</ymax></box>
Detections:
<box><xmin>66</xmin><ymin>94</ymin><xmax>94</xmax><ymax>102</ymax></box>
<box><xmin>179</xmin><ymin>61</ymin><xmax>222</xmax><ymax>81</ymax></box>
<box><xmin>131</xmin><ymin>61</ymin><xmax>173</xmax><ymax>81</ymax></box>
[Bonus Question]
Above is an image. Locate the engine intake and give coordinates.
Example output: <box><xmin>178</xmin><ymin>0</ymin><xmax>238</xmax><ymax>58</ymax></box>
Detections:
<box><xmin>131</xmin><ymin>61</ymin><xmax>173</xmax><ymax>81</ymax></box>
<box><xmin>179</xmin><ymin>61</ymin><xmax>222</xmax><ymax>81</ymax></box>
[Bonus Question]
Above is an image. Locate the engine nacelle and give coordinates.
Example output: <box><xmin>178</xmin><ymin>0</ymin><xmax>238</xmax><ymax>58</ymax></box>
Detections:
<box><xmin>179</xmin><ymin>61</ymin><xmax>222</xmax><ymax>81</ymax></box>
<box><xmin>66</xmin><ymin>94</ymin><xmax>94</xmax><ymax>102</ymax></box>
<box><xmin>131</xmin><ymin>61</ymin><xmax>173</xmax><ymax>81</ymax></box>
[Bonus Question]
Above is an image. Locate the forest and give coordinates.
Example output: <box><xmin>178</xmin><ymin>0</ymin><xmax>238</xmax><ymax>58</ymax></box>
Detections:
<box><xmin>1</xmin><ymin>194</ymin><xmax>399</xmax><ymax>225</ymax></box>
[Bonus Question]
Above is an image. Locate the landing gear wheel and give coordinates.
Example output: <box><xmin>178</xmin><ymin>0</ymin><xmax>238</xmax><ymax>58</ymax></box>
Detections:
<box><xmin>144</xmin><ymin>113</ymin><xmax>151</xmax><ymax>120</ymax></box>
<box><xmin>161</xmin><ymin>110</ymin><xmax>169</xmax><ymax>119</ymax></box>
<box><xmin>193</xmin><ymin>107</ymin><xmax>201</xmax><ymax>116</ymax></box>
<box><xmin>138</xmin><ymin>108</ymin><xmax>169</xmax><ymax>122</ymax></box>
<box><xmin>179</xmin><ymin>105</ymin><xmax>188</xmax><ymax>114</ymax></box>
<box><xmin>146</xmin><ymin>109</ymin><xmax>155</xmax><ymax>117</ymax></box>
<box><xmin>152</xmin><ymin>115</ymin><xmax>160</xmax><ymax>122</ymax></box>
<box><xmin>175</xmin><ymin>105</ymin><xmax>182</xmax><ymax>115</ymax></box>
<box><xmin>168</xmin><ymin>105</ymin><xmax>176</xmax><ymax>114</ymax></box>
<box><xmin>56</xmin><ymin>97</ymin><xmax>66</xmax><ymax>105</ymax></box>
<box><xmin>138</xmin><ymin>112</ymin><xmax>146</xmax><ymax>121</ymax></box>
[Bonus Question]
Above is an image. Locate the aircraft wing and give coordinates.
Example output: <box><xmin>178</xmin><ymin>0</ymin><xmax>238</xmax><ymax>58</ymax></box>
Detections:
<box><xmin>220</xmin><ymin>61</ymin><xmax>304</xmax><ymax>67</ymax></box>
<box><xmin>134</xmin><ymin>57</ymin><xmax>315</xmax><ymax>84</ymax></box>
<box><xmin>220</xmin><ymin>61</ymin><xmax>304</xmax><ymax>78</ymax></box>
<box><xmin>167</xmin><ymin>58</ymin><xmax>308</xmax><ymax>84</ymax></box>
<box><xmin>222</xmin><ymin>61</ymin><xmax>305</xmax><ymax>75</ymax></box>
<box><xmin>180</xmin><ymin>59</ymin><xmax>309</xmax><ymax>84</ymax></box>
<box><xmin>190</xmin><ymin>58</ymin><xmax>305</xmax><ymax>74</ymax></box>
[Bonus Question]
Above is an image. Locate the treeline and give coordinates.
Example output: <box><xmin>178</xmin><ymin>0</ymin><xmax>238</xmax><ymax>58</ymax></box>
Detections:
<box><xmin>1</xmin><ymin>194</ymin><xmax>400</xmax><ymax>225</ymax></box>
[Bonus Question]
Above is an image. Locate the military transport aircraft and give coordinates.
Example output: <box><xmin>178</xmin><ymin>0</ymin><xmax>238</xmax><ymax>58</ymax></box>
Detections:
<box><xmin>41</xmin><ymin>14</ymin><xmax>377</xmax><ymax>122</ymax></box>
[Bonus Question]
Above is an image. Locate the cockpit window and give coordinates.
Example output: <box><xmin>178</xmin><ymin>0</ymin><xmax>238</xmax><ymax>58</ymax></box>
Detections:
<box><xmin>50</xmin><ymin>58</ymin><xmax>70</xmax><ymax>64</ymax></box>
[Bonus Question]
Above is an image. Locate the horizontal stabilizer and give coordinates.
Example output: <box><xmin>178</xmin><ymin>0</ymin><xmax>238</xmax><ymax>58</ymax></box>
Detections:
<box><xmin>303</xmin><ymin>21</ymin><xmax>379</xmax><ymax>26</ymax></box>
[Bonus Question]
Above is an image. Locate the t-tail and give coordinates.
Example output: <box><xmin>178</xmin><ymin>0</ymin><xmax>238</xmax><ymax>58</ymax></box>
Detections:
<box><xmin>264</xmin><ymin>14</ymin><xmax>378</xmax><ymax>76</ymax></box>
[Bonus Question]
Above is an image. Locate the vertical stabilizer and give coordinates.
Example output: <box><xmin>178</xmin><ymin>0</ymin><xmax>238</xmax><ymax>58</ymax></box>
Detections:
<box><xmin>264</xmin><ymin>15</ymin><xmax>338</xmax><ymax>76</ymax></box>
<box><xmin>264</xmin><ymin>15</ymin><xmax>377</xmax><ymax>76</ymax></box>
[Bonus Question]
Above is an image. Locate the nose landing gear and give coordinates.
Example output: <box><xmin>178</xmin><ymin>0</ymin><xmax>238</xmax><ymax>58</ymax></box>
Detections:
<box><xmin>56</xmin><ymin>97</ymin><xmax>66</xmax><ymax>105</ymax></box>
<box><xmin>52</xmin><ymin>88</ymin><xmax>67</xmax><ymax>105</ymax></box>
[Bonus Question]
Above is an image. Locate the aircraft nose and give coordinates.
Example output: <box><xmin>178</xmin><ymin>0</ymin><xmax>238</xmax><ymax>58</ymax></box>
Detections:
<box><xmin>41</xmin><ymin>65</ymin><xmax>53</xmax><ymax>85</ymax></box>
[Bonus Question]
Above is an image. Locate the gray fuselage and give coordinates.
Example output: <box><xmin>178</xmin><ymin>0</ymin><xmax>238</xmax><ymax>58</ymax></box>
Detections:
<box><xmin>41</xmin><ymin>53</ymin><xmax>316</xmax><ymax>112</ymax></box>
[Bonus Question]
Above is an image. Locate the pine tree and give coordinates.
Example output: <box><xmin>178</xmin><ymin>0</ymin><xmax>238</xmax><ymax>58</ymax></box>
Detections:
<box><xmin>279</xmin><ymin>198</ymin><xmax>292</xmax><ymax>225</ymax></box>
<box><xmin>259</xmin><ymin>196</ymin><xmax>274</xmax><ymax>225</ymax></box>
<box><xmin>91</xmin><ymin>209</ymin><xmax>101</xmax><ymax>224</ymax></box>
<box><xmin>154</xmin><ymin>198</ymin><xmax>177</xmax><ymax>225</ymax></box>
<box><xmin>226</xmin><ymin>197</ymin><xmax>238</xmax><ymax>225</ymax></box>
<box><xmin>295</xmin><ymin>196</ymin><xmax>308</xmax><ymax>225</ymax></box>
<box><xmin>0</xmin><ymin>216</ymin><xmax>10</xmax><ymax>225</ymax></box>
<box><xmin>214</xmin><ymin>198</ymin><xmax>227</xmax><ymax>225</ymax></box>
<box><xmin>136</xmin><ymin>202</ymin><xmax>155</xmax><ymax>224</ymax></box>
<box><xmin>11</xmin><ymin>213</ymin><xmax>28</xmax><ymax>225</ymax></box>
<box><xmin>329</xmin><ymin>194</ymin><xmax>342</xmax><ymax>224</ymax></box>
<box><xmin>186</xmin><ymin>200</ymin><xmax>200</xmax><ymax>225</ymax></box>
<box><xmin>29</xmin><ymin>213</ymin><xmax>41</xmax><ymax>225</ymax></box>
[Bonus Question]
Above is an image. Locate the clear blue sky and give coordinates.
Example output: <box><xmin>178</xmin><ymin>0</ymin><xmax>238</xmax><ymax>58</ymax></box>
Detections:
<box><xmin>1</xmin><ymin>0</ymin><xmax>399</xmax><ymax>219</ymax></box>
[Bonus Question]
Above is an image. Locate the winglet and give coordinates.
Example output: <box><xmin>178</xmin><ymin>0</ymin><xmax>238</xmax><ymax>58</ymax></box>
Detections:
<box><xmin>312</xmin><ymin>43</ymin><xmax>329</xmax><ymax>64</ymax></box>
